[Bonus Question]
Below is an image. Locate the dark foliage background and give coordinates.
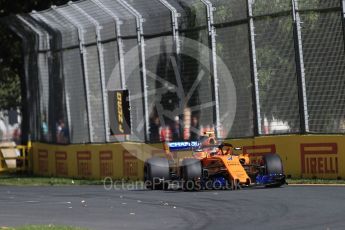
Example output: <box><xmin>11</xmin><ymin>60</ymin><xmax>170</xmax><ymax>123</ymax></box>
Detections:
<box><xmin>0</xmin><ymin>0</ymin><xmax>70</xmax><ymax>110</ymax></box>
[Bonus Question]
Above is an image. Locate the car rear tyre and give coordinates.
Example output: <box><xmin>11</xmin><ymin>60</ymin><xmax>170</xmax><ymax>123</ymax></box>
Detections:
<box><xmin>144</xmin><ymin>157</ymin><xmax>170</xmax><ymax>190</ymax></box>
<box><xmin>181</xmin><ymin>159</ymin><xmax>202</xmax><ymax>191</ymax></box>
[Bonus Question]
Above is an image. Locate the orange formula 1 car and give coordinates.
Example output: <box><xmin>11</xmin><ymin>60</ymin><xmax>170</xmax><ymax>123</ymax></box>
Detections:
<box><xmin>144</xmin><ymin>133</ymin><xmax>286</xmax><ymax>190</ymax></box>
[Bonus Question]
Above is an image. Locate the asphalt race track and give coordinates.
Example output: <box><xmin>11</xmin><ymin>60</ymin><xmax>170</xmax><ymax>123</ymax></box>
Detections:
<box><xmin>0</xmin><ymin>185</ymin><xmax>345</xmax><ymax>230</ymax></box>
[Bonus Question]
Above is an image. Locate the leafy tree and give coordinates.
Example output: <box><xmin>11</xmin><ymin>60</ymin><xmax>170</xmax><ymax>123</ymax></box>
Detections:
<box><xmin>0</xmin><ymin>0</ymin><xmax>70</xmax><ymax>110</ymax></box>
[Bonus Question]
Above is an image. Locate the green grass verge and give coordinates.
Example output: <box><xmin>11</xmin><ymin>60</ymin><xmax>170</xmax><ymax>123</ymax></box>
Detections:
<box><xmin>287</xmin><ymin>178</ymin><xmax>345</xmax><ymax>184</ymax></box>
<box><xmin>0</xmin><ymin>174</ymin><xmax>105</xmax><ymax>186</ymax></box>
<box><xmin>2</xmin><ymin>174</ymin><xmax>345</xmax><ymax>186</ymax></box>
<box><xmin>1</xmin><ymin>225</ymin><xmax>86</xmax><ymax>230</ymax></box>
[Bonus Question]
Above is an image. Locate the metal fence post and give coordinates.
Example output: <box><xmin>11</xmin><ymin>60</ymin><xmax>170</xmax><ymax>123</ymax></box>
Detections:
<box><xmin>91</xmin><ymin>0</ymin><xmax>128</xmax><ymax>142</ymax></box>
<box><xmin>16</xmin><ymin>15</ymin><xmax>43</xmax><ymax>140</ymax></box>
<box><xmin>92</xmin><ymin>0</ymin><xmax>126</xmax><ymax>89</ymax></box>
<box><xmin>158</xmin><ymin>0</ymin><xmax>181</xmax><ymax>55</ymax></box>
<box><xmin>71</xmin><ymin>4</ymin><xmax>110</xmax><ymax>143</ymax></box>
<box><xmin>91</xmin><ymin>0</ymin><xmax>127</xmax><ymax>141</ymax></box>
<box><xmin>32</xmin><ymin>11</ymin><xmax>73</xmax><ymax>143</ymax></box>
<box><xmin>17</xmin><ymin>16</ymin><xmax>50</xmax><ymax>142</ymax></box>
<box><xmin>17</xmin><ymin>15</ymin><xmax>50</xmax><ymax>52</ymax></box>
<box><xmin>8</xmin><ymin>17</ymin><xmax>32</xmax><ymax>144</ymax></box>
<box><xmin>247</xmin><ymin>0</ymin><xmax>262</xmax><ymax>135</ymax></box>
<box><xmin>292</xmin><ymin>0</ymin><xmax>310</xmax><ymax>133</ymax></box>
<box><xmin>55</xmin><ymin>6</ymin><xmax>93</xmax><ymax>143</ymax></box>
<box><xmin>117</xmin><ymin>0</ymin><xmax>150</xmax><ymax>141</ymax></box>
<box><xmin>158</xmin><ymin>0</ymin><xmax>185</xmax><ymax>139</ymax></box>
<box><xmin>52</xmin><ymin>7</ymin><xmax>73</xmax><ymax>144</ymax></box>
<box><xmin>199</xmin><ymin>0</ymin><xmax>221</xmax><ymax>138</ymax></box>
<box><xmin>341</xmin><ymin>0</ymin><xmax>345</xmax><ymax>52</ymax></box>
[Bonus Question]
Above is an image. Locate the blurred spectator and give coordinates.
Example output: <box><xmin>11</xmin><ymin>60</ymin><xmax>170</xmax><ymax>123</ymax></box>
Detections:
<box><xmin>12</xmin><ymin>124</ymin><xmax>21</xmax><ymax>145</ymax></box>
<box><xmin>8</xmin><ymin>109</ymin><xmax>18</xmax><ymax>125</ymax></box>
<box><xmin>190</xmin><ymin>116</ymin><xmax>200</xmax><ymax>141</ymax></box>
<box><xmin>0</xmin><ymin>117</ymin><xmax>5</xmax><ymax>141</ymax></box>
<box><xmin>160</xmin><ymin>126</ymin><xmax>172</xmax><ymax>142</ymax></box>
<box><xmin>172</xmin><ymin>116</ymin><xmax>181</xmax><ymax>141</ymax></box>
<box><xmin>41</xmin><ymin>113</ymin><xmax>48</xmax><ymax>141</ymax></box>
<box><xmin>56</xmin><ymin>119</ymin><xmax>68</xmax><ymax>144</ymax></box>
<box><xmin>149</xmin><ymin>116</ymin><xmax>160</xmax><ymax>142</ymax></box>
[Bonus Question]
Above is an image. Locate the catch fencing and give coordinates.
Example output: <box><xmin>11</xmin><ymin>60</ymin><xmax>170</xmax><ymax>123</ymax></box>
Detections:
<box><xmin>6</xmin><ymin>0</ymin><xmax>345</xmax><ymax>144</ymax></box>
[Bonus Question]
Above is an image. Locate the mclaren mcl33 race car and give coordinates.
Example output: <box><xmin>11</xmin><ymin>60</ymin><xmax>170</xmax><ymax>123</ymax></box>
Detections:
<box><xmin>144</xmin><ymin>133</ymin><xmax>287</xmax><ymax>191</ymax></box>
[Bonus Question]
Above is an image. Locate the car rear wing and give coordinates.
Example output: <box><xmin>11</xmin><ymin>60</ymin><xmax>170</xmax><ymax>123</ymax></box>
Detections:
<box><xmin>165</xmin><ymin>141</ymin><xmax>242</xmax><ymax>152</ymax></box>
<box><xmin>166</xmin><ymin>141</ymin><xmax>201</xmax><ymax>152</ymax></box>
